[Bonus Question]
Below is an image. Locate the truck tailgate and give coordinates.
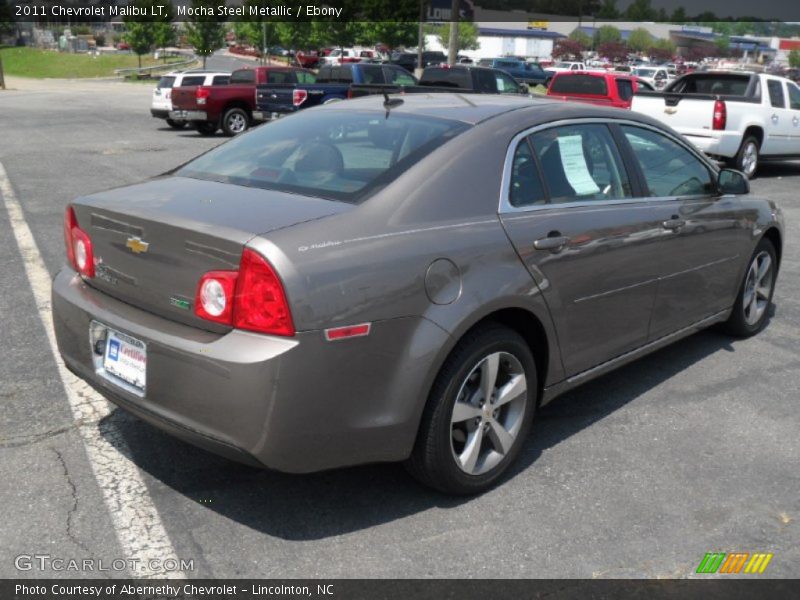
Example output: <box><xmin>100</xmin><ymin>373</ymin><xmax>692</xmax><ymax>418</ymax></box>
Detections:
<box><xmin>631</xmin><ymin>93</ymin><xmax>716</xmax><ymax>135</ymax></box>
<box><xmin>170</xmin><ymin>86</ymin><xmax>199</xmax><ymax>111</ymax></box>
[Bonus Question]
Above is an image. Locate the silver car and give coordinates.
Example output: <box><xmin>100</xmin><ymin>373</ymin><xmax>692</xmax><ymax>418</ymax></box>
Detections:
<box><xmin>53</xmin><ymin>94</ymin><xmax>784</xmax><ymax>494</ymax></box>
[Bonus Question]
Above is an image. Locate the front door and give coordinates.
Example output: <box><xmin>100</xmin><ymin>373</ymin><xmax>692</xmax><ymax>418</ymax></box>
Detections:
<box><xmin>499</xmin><ymin>122</ymin><xmax>664</xmax><ymax>376</ymax></box>
<box><xmin>617</xmin><ymin>124</ymin><xmax>753</xmax><ymax>339</ymax></box>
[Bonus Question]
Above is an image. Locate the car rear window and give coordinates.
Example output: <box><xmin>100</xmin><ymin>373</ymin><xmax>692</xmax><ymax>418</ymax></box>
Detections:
<box><xmin>177</xmin><ymin>111</ymin><xmax>469</xmax><ymax>203</ymax></box>
<box><xmin>550</xmin><ymin>74</ymin><xmax>608</xmax><ymax>95</ymax></box>
<box><xmin>157</xmin><ymin>76</ymin><xmax>176</xmax><ymax>89</ymax></box>
<box><xmin>667</xmin><ymin>74</ymin><xmax>750</xmax><ymax>95</ymax></box>
<box><xmin>420</xmin><ymin>68</ymin><xmax>471</xmax><ymax>89</ymax></box>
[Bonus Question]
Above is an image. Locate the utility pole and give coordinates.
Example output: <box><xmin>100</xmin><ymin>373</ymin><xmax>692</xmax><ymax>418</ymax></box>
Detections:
<box><xmin>262</xmin><ymin>22</ymin><xmax>266</xmax><ymax>66</ymax></box>
<box><xmin>417</xmin><ymin>0</ymin><xmax>424</xmax><ymax>73</ymax></box>
<box><xmin>447</xmin><ymin>0</ymin><xmax>459</xmax><ymax>65</ymax></box>
<box><xmin>0</xmin><ymin>55</ymin><xmax>5</xmax><ymax>90</ymax></box>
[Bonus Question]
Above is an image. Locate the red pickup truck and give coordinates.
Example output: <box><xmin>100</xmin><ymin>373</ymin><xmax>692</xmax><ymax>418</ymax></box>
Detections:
<box><xmin>169</xmin><ymin>66</ymin><xmax>316</xmax><ymax>136</ymax></box>
<box><xmin>546</xmin><ymin>71</ymin><xmax>652</xmax><ymax>109</ymax></box>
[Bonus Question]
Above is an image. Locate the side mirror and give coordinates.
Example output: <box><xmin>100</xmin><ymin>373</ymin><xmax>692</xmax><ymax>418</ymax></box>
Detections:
<box><xmin>718</xmin><ymin>168</ymin><xmax>750</xmax><ymax>195</ymax></box>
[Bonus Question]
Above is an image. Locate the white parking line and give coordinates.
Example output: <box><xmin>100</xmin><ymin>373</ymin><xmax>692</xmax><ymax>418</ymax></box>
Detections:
<box><xmin>0</xmin><ymin>161</ymin><xmax>185</xmax><ymax>579</ymax></box>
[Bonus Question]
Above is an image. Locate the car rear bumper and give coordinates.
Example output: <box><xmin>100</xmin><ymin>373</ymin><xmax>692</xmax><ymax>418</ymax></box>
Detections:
<box><xmin>168</xmin><ymin>110</ymin><xmax>208</xmax><ymax>122</ymax></box>
<box><xmin>150</xmin><ymin>108</ymin><xmax>170</xmax><ymax>119</ymax></box>
<box><xmin>680</xmin><ymin>130</ymin><xmax>742</xmax><ymax>158</ymax></box>
<box><xmin>252</xmin><ymin>110</ymin><xmax>288</xmax><ymax>121</ymax></box>
<box><xmin>52</xmin><ymin>268</ymin><xmax>443</xmax><ymax>472</ymax></box>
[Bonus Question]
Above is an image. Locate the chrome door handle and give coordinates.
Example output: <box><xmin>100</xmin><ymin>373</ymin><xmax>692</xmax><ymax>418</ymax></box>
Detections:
<box><xmin>533</xmin><ymin>235</ymin><xmax>569</xmax><ymax>252</ymax></box>
<box><xmin>794</xmin><ymin>117</ymin><xmax>799</xmax><ymax>126</ymax></box>
<box><xmin>662</xmin><ymin>217</ymin><xmax>686</xmax><ymax>230</ymax></box>
<box><xmin>771</xmin><ymin>114</ymin><xmax>779</xmax><ymax>123</ymax></box>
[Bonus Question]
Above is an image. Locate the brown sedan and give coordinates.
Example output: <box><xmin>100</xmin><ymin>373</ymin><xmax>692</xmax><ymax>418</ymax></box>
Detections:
<box><xmin>53</xmin><ymin>94</ymin><xmax>784</xmax><ymax>494</ymax></box>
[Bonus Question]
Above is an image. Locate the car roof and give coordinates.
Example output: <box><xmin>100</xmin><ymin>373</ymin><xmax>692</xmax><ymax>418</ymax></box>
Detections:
<box><xmin>319</xmin><ymin>92</ymin><xmax>664</xmax><ymax>127</ymax></box>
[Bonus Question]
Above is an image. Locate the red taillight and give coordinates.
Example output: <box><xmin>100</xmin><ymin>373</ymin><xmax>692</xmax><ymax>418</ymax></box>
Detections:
<box><xmin>292</xmin><ymin>89</ymin><xmax>308</xmax><ymax>107</ymax></box>
<box><xmin>234</xmin><ymin>248</ymin><xmax>294</xmax><ymax>336</ymax></box>
<box><xmin>63</xmin><ymin>206</ymin><xmax>94</xmax><ymax>278</ymax></box>
<box><xmin>194</xmin><ymin>248</ymin><xmax>294</xmax><ymax>336</ymax></box>
<box><xmin>196</xmin><ymin>86</ymin><xmax>211</xmax><ymax>105</ymax></box>
<box><xmin>712</xmin><ymin>99</ymin><xmax>726</xmax><ymax>130</ymax></box>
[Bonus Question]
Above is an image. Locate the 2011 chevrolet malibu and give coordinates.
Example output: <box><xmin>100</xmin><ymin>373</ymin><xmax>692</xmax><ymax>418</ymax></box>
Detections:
<box><xmin>53</xmin><ymin>94</ymin><xmax>784</xmax><ymax>495</ymax></box>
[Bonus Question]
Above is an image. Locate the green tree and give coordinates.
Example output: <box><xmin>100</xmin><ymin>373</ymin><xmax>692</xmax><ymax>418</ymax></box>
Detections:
<box><xmin>596</xmin><ymin>0</ymin><xmax>619</xmax><ymax>19</ymax></box>
<box><xmin>568</xmin><ymin>28</ymin><xmax>592</xmax><ymax>48</ymax></box>
<box><xmin>360</xmin><ymin>21</ymin><xmax>418</xmax><ymax>51</ymax></box>
<box><xmin>0</xmin><ymin>0</ymin><xmax>15</xmax><ymax>37</ymax></box>
<box><xmin>671</xmin><ymin>7</ymin><xmax>687</xmax><ymax>22</ymax></box>
<box><xmin>123</xmin><ymin>0</ymin><xmax>156</xmax><ymax>70</ymax></box>
<box><xmin>625</xmin><ymin>0</ymin><xmax>657</xmax><ymax>20</ymax></box>
<box><xmin>150</xmin><ymin>1</ymin><xmax>175</xmax><ymax>60</ymax></box>
<box><xmin>714</xmin><ymin>35</ymin><xmax>730</xmax><ymax>58</ymax></box>
<box><xmin>594</xmin><ymin>25</ymin><xmax>621</xmax><ymax>47</ymax></box>
<box><xmin>790</xmin><ymin>49</ymin><xmax>800</xmax><ymax>69</ymax></box>
<box><xmin>185</xmin><ymin>0</ymin><xmax>226</xmax><ymax>68</ymax></box>
<box><xmin>434</xmin><ymin>22</ymin><xmax>480</xmax><ymax>53</ymax></box>
<box><xmin>627</xmin><ymin>28</ymin><xmax>653</xmax><ymax>54</ymax></box>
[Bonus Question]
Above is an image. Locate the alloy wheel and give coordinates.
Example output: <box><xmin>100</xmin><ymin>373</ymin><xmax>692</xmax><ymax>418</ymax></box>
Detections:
<box><xmin>450</xmin><ymin>352</ymin><xmax>527</xmax><ymax>476</ymax></box>
<box><xmin>228</xmin><ymin>113</ymin><xmax>247</xmax><ymax>134</ymax></box>
<box><xmin>743</xmin><ymin>250</ymin><xmax>773</xmax><ymax>326</ymax></box>
<box><xmin>741</xmin><ymin>142</ymin><xmax>758</xmax><ymax>178</ymax></box>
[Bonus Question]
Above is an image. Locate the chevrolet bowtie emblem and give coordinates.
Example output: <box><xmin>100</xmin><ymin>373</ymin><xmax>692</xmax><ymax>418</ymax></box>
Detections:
<box><xmin>126</xmin><ymin>237</ymin><xmax>149</xmax><ymax>254</ymax></box>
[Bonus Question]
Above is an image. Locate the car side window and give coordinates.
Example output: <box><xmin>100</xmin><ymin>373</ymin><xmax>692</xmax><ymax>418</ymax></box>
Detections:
<box><xmin>617</xmin><ymin>79</ymin><xmax>634</xmax><ymax>101</ymax></box>
<box><xmin>296</xmin><ymin>71</ymin><xmax>316</xmax><ymax>84</ymax></box>
<box><xmin>767</xmin><ymin>80</ymin><xmax>785</xmax><ymax>108</ymax></box>
<box><xmin>495</xmin><ymin>72</ymin><xmax>519</xmax><ymax>94</ymax></box>
<box><xmin>181</xmin><ymin>76</ymin><xmax>205</xmax><ymax>86</ymax></box>
<box><xmin>384</xmin><ymin>67</ymin><xmax>416</xmax><ymax>86</ymax></box>
<box><xmin>621</xmin><ymin>126</ymin><xmax>714</xmax><ymax>197</ymax></box>
<box><xmin>509</xmin><ymin>138</ymin><xmax>546</xmax><ymax>207</ymax></box>
<box><xmin>230</xmin><ymin>70</ymin><xmax>256</xmax><ymax>85</ymax></box>
<box><xmin>212</xmin><ymin>75</ymin><xmax>229</xmax><ymax>85</ymax></box>
<box><xmin>788</xmin><ymin>83</ymin><xmax>800</xmax><ymax>110</ymax></box>
<box><xmin>360</xmin><ymin>65</ymin><xmax>385</xmax><ymax>84</ymax></box>
<box><xmin>529</xmin><ymin>124</ymin><xmax>632</xmax><ymax>203</ymax></box>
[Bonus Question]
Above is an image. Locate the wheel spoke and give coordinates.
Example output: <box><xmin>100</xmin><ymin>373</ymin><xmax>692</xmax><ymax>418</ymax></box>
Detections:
<box><xmin>487</xmin><ymin>418</ymin><xmax>514</xmax><ymax>455</ymax></box>
<box><xmin>743</xmin><ymin>288</ymin><xmax>755</xmax><ymax>309</ymax></box>
<box><xmin>495</xmin><ymin>374</ymin><xmax>526</xmax><ymax>407</ymax></box>
<box><xmin>459</xmin><ymin>429</ymin><xmax>483</xmax><ymax>473</ymax></box>
<box><xmin>480</xmin><ymin>353</ymin><xmax>500</xmax><ymax>402</ymax></box>
<box><xmin>452</xmin><ymin>401</ymin><xmax>481</xmax><ymax>423</ymax></box>
<box><xmin>756</xmin><ymin>255</ymin><xmax>772</xmax><ymax>284</ymax></box>
<box><xmin>756</xmin><ymin>284</ymin><xmax>771</xmax><ymax>300</ymax></box>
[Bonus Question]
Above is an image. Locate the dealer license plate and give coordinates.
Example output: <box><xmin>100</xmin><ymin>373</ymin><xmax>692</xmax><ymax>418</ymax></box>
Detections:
<box><xmin>102</xmin><ymin>328</ymin><xmax>147</xmax><ymax>391</ymax></box>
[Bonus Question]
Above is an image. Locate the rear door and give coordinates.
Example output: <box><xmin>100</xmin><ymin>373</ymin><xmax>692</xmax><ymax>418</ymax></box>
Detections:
<box><xmin>785</xmin><ymin>81</ymin><xmax>800</xmax><ymax>153</ymax></box>
<box><xmin>764</xmin><ymin>77</ymin><xmax>792</xmax><ymax>155</ymax></box>
<box><xmin>499</xmin><ymin>121</ymin><xmax>664</xmax><ymax>376</ymax></box>
<box><xmin>617</xmin><ymin>124</ymin><xmax>752</xmax><ymax>337</ymax></box>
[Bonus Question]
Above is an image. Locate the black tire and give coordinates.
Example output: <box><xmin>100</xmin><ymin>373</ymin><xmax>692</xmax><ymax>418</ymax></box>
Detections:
<box><xmin>195</xmin><ymin>122</ymin><xmax>218</xmax><ymax>136</ymax></box>
<box><xmin>406</xmin><ymin>323</ymin><xmax>538</xmax><ymax>495</ymax></box>
<box><xmin>730</xmin><ymin>135</ymin><xmax>760</xmax><ymax>179</ymax></box>
<box><xmin>720</xmin><ymin>237</ymin><xmax>777</xmax><ymax>337</ymax></box>
<box><xmin>221</xmin><ymin>107</ymin><xmax>250</xmax><ymax>136</ymax></box>
<box><xmin>166</xmin><ymin>118</ymin><xmax>187</xmax><ymax>129</ymax></box>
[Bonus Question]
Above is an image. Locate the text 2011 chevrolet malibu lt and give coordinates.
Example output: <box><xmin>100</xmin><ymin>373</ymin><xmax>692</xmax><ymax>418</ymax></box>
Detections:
<box><xmin>53</xmin><ymin>94</ymin><xmax>783</xmax><ymax>494</ymax></box>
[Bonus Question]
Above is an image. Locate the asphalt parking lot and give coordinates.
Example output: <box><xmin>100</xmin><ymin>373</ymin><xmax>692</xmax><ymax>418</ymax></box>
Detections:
<box><xmin>0</xmin><ymin>71</ymin><xmax>798</xmax><ymax>580</ymax></box>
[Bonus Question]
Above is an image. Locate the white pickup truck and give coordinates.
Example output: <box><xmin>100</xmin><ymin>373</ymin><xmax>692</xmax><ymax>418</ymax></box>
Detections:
<box><xmin>631</xmin><ymin>71</ymin><xmax>800</xmax><ymax>178</ymax></box>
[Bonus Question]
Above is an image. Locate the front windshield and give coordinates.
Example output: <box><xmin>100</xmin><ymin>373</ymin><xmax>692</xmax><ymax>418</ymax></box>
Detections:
<box><xmin>177</xmin><ymin>110</ymin><xmax>469</xmax><ymax>203</ymax></box>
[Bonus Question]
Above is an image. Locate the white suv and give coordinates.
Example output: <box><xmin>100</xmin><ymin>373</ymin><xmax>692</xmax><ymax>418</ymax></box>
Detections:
<box><xmin>151</xmin><ymin>71</ymin><xmax>230</xmax><ymax>129</ymax></box>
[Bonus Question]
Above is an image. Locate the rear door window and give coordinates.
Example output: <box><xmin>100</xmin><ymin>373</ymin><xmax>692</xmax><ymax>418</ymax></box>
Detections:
<box><xmin>617</xmin><ymin>79</ymin><xmax>633</xmax><ymax>101</ymax></box>
<box><xmin>384</xmin><ymin>66</ymin><xmax>416</xmax><ymax>86</ymax></box>
<box><xmin>621</xmin><ymin>126</ymin><xmax>713</xmax><ymax>197</ymax></box>
<box><xmin>789</xmin><ymin>83</ymin><xmax>800</xmax><ymax>110</ymax></box>
<box><xmin>767</xmin><ymin>80</ymin><xmax>785</xmax><ymax>108</ymax></box>
<box><xmin>211</xmin><ymin>75</ymin><xmax>229</xmax><ymax>85</ymax></box>
<box><xmin>529</xmin><ymin>124</ymin><xmax>632</xmax><ymax>203</ymax></box>
<box><xmin>230</xmin><ymin>70</ymin><xmax>256</xmax><ymax>84</ymax></box>
<box><xmin>509</xmin><ymin>138</ymin><xmax>546</xmax><ymax>207</ymax></box>
<box><xmin>180</xmin><ymin>76</ymin><xmax>206</xmax><ymax>86</ymax></box>
<box><xmin>359</xmin><ymin>65</ymin><xmax>385</xmax><ymax>84</ymax></box>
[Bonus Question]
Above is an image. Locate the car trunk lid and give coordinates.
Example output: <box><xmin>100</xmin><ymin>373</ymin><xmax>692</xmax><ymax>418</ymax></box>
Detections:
<box><xmin>73</xmin><ymin>176</ymin><xmax>351</xmax><ymax>331</ymax></box>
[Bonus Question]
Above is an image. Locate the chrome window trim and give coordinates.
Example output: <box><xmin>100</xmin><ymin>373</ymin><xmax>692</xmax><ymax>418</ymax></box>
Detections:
<box><xmin>498</xmin><ymin>117</ymin><xmax>718</xmax><ymax>215</ymax></box>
